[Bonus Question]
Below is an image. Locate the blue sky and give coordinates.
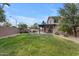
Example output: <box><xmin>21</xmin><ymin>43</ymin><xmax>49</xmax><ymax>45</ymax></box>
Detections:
<box><xmin>4</xmin><ymin>3</ymin><xmax>64</xmax><ymax>26</ymax></box>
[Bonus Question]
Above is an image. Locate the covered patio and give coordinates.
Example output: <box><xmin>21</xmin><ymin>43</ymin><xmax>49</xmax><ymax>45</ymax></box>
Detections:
<box><xmin>38</xmin><ymin>24</ymin><xmax>57</xmax><ymax>34</ymax></box>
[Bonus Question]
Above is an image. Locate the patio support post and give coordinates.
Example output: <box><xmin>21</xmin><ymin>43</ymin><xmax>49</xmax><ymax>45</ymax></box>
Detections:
<box><xmin>39</xmin><ymin>27</ymin><xmax>40</xmax><ymax>34</ymax></box>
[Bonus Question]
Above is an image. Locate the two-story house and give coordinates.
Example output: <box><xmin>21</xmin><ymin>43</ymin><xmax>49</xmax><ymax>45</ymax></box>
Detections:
<box><xmin>39</xmin><ymin>16</ymin><xmax>60</xmax><ymax>33</ymax></box>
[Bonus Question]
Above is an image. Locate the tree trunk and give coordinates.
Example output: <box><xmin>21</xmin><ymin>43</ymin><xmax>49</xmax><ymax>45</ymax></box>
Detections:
<box><xmin>73</xmin><ymin>27</ymin><xmax>77</xmax><ymax>37</ymax></box>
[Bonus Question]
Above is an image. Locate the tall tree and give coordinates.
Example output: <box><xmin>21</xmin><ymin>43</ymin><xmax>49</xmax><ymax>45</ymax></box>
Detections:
<box><xmin>0</xmin><ymin>3</ymin><xmax>10</xmax><ymax>8</ymax></box>
<box><xmin>0</xmin><ymin>3</ymin><xmax>10</xmax><ymax>22</ymax></box>
<box><xmin>3</xmin><ymin>22</ymin><xmax>12</xmax><ymax>27</ymax></box>
<box><xmin>31</xmin><ymin>23</ymin><xmax>39</xmax><ymax>29</ymax></box>
<box><xmin>59</xmin><ymin>3</ymin><xmax>79</xmax><ymax>37</ymax></box>
<box><xmin>0</xmin><ymin>8</ymin><xmax>5</xmax><ymax>22</ymax></box>
<box><xmin>18</xmin><ymin>23</ymin><xmax>28</xmax><ymax>30</ymax></box>
<box><xmin>18</xmin><ymin>23</ymin><xmax>28</xmax><ymax>33</ymax></box>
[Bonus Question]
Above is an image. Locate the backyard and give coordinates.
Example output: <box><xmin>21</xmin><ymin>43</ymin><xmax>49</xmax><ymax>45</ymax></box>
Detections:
<box><xmin>0</xmin><ymin>34</ymin><xmax>79</xmax><ymax>56</ymax></box>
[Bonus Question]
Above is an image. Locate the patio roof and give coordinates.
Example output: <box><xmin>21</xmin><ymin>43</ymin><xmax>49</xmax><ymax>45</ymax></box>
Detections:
<box><xmin>39</xmin><ymin>23</ymin><xmax>58</xmax><ymax>27</ymax></box>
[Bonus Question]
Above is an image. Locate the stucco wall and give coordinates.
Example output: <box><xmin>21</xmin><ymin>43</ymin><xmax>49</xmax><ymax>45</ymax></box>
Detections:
<box><xmin>0</xmin><ymin>27</ymin><xmax>19</xmax><ymax>37</ymax></box>
<box><xmin>47</xmin><ymin>18</ymin><xmax>54</xmax><ymax>24</ymax></box>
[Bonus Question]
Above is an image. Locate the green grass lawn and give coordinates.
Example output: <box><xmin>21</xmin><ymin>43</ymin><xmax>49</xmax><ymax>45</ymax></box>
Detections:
<box><xmin>0</xmin><ymin>34</ymin><xmax>79</xmax><ymax>56</ymax></box>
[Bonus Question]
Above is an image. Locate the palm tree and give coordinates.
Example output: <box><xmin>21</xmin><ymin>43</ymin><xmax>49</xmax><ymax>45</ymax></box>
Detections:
<box><xmin>59</xmin><ymin>3</ymin><xmax>79</xmax><ymax>37</ymax></box>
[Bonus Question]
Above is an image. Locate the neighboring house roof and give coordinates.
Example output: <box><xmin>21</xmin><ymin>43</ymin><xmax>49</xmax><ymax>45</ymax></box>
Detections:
<box><xmin>39</xmin><ymin>16</ymin><xmax>60</xmax><ymax>27</ymax></box>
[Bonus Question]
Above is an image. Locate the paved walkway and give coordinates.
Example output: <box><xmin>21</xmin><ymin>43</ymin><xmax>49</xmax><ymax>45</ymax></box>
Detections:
<box><xmin>0</xmin><ymin>34</ymin><xmax>20</xmax><ymax>39</ymax></box>
<box><xmin>30</xmin><ymin>31</ymin><xmax>53</xmax><ymax>34</ymax></box>
<box><xmin>54</xmin><ymin>34</ymin><xmax>79</xmax><ymax>44</ymax></box>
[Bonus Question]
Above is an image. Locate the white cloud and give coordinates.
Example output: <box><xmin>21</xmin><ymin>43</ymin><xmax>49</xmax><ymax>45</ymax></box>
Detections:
<box><xmin>50</xmin><ymin>9</ymin><xmax>59</xmax><ymax>16</ymax></box>
<box><xmin>5</xmin><ymin>10</ymin><xmax>48</xmax><ymax>27</ymax></box>
<box><xmin>4</xmin><ymin>5</ymin><xmax>10</xmax><ymax>8</ymax></box>
<box><xmin>7</xmin><ymin>15</ymin><xmax>45</xmax><ymax>27</ymax></box>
